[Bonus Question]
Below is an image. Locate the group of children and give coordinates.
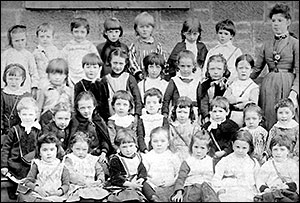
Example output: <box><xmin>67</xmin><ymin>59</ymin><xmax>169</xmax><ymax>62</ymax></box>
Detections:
<box><xmin>1</xmin><ymin>5</ymin><xmax>299</xmax><ymax>203</ymax></box>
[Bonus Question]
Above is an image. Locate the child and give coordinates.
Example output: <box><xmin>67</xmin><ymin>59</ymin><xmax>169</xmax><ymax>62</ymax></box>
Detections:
<box><xmin>168</xmin><ymin>17</ymin><xmax>208</xmax><ymax>81</ymax></box>
<box><xmin>169</xmin><ymin>96</ymin><xmax>201</xmax><ymax>162</ymax></box>
<box><xmin>37</xmin><ymin>58</ymin><xmax>74</xmax><ymax>128</ymax></box>
<box><xmin>107</xmin><ymin>90</ymin><xmax>137</xmax><ymax>152</ymax></box>
<box><xmin>202</xmin><ymin>96</ymin><xmax>240</xmax><ymax>168</ymax></box>
<box><xmin>224</xmin><ymin>54</ymin><xmax>259</xmax><ymax>127</ymax></box>
<box><xmin>98</xmin><ymin>48</ymin><xmax>143</xmax><ymax>122</ymax></box>
<box><xmin>142</xmin><ymin>126</ymin><xmax>181</xmax><ymax>202</ymax></box>
<box><xmin>241</xmin><ymin>103</ymin><xmax>268</xmax><ymax>165</ymax></box>
<box><xmin>255</xmin><ymin>135</ymin><xmax>299</xmax><ymax>201</ymax></box>
<box><xmin>96</xmin><ymin>17</ymin><xmax>129</xmax><ymax>77</ymax></box>
<box><xmin>1</xmin><ymin>96</ymin><xmax>41</xmax><ymax>200</ymax></box>
<box><xmin>197</xmin><ymin>54</ymin><xmax>230</xmax><ymax>123</ymax></box>
<box><xmin>1</xmin><ymin>24</ymin><xmax>39</xmax><ymax>98</ymax></box>
<box><xmin>170</xmin><ymin>130</ymin><xmax>220</xmax><ymax>202</ymax></box>
<box><xmin>18</xmin><ymin>133</ymin><xmax>70</xmax><ymax>202</ymax></box>
<box><xmin>1</xmin><ymin>63</ymin><xmax>31</xmax><ymax>136</ymax></box>
<box><xmin>266</xmin><ymin>98</ymin><xmax>299</xmax><ymax>161</ymax></box>
<box><xmin>129</xmin><ymin>11</ymin><xmax>165</xmax><ymax>82</ymax></box>
<box><xmin>64</xmin><ymin>131</ymin><xmax>109</xmax><ymax>202</ymax></box>
<box><xmin>202</xmin><ymin>19</ymin><xmax>242</xmax><ymax>83</ymax></box>
<box><xmin>32</xmin><ymin>22</ymin><xmax>61</xmax><ymax>88</ymax></box>
<box><xmin>212</xmin><ymin>129</ymin><xmax>260</xmax><ymax>202</ymax></box>
<box><xmin>137</xmin><ymin>88</ymin><xmax>170</xmax><ymax>153</ymax></box>
<box><xmin>162</xmin><ymin>50</ymin><xmax>201</xmax><ymax>119</ymax></box>
<box><xmin>62</xmin><ymin>17</ymin><xmax>100</xmax><ymax>86</ymax></box>
<box><xmin>138</xmin><ymin>52</ymin><xmax>168</xmax><ymax>104</ymax></box>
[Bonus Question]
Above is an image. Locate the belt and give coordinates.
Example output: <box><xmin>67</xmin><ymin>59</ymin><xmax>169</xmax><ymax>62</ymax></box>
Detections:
<box><xmin>270</xmin><ymin>68</ymin><xmax>293</xmax><ymax>73</ymax></box>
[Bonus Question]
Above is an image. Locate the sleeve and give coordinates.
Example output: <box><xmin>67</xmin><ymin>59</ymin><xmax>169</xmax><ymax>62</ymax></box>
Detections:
<box><xmin>109</xmin><ymin>155</ymin><xmax>127</xmax><ymax>186</ymax></box>
<box><xmin>200</xmin><ymin>93</ymin><xmax>210</xmax><ymax>119</ymax></box>
<box><xmin>265</xmin><ymin>127</ymin><xmax>276</xmax><ymax>158</ymax></box>
<box><xmin>95</xmin><ymin>161</ymin><xmax>105</xmax><ymax>183</ymax></box>
<box><xmin>223</xmin><ymin>86</ymin><xmax>237</xmax><ymax>104</ymax></box>
<box><xmin>137</xmin><ymin>118</ymin><xmax>147</xmax><ymax>153</ymax></box>
<box><xmin>291</xmin><ymin>39</ymin><xmax>299</xmax><ymax>95</ymax></box>
<box><xmin>137</xmin><ymin>157</ymin><xmax>148</xmax><ymax>180</ymax></box>
<box><xmin>73</xmin><ymin>82</ymin><xmax>82</xmax><ymax>103</ymax></box>
<box><xmin>1</xmin><ymin>127</ymin><xmax>16</xmax><ymax>168</ymax></box>
<box><xmin>127</xmin><ymin>75</ymin><xmax>143</xmax><ymax>116</ymax></box>
<box><xmin>248</xmin><ymin>86</ymin><xmax>260</xmax><ymax>105</ymax></box>
<box><xmin>255</xmin><ymin>162</ymin><xmax>270</xmax><ymax>192</ymax></box>
<box><xmin>250</xmin><ymin>43</ymin><xmax>266</xmax><ymax>79</ymax></box>
<box><xmin>107</xmin><ymin>120</ymin><xmax>117</xmax><ymax>151</ymax></box>
<box><xmin>161</xmin><ymin>80</ymin><xmax>176</xmax><ymax>116</ymax></box>
<box><xmin>197</xmin><ymin>43</ymin><xmax>209</xmax><ymax>69</ymax></box>
<box><xmin>36</xmin><ymin>88</ymin><xmax>46</xmax><ymax>115</ymax></box>
<box><xmin>96</xmin><ymin>116</ymin><xmax>111</xmax><ymax>155</ymax></box>
<box><xmin>211</xmin><ymin>158</ymin><xmax>226</xmax><ymax>190</ymax></box>
<box><xmin>196</xmin><ymin>82</ymin><xmax>202</xmax><ymax>116</ymax></box>
<box><xmin>63</xmin><ymin>156</ymin><xmax>85</xmax><ymax>184</ymax></box>
<box><xmin>27</xmin><ymin>53</ymin><xmax>39</xmax><ymax>89</ymax></box>
<box><xmin>98</xmin><ymin>79</ymin><xmax>110</xmax><ymax>123</ymax></box>
<box><xmin>201</xmin><ymin>50</ymin><xmax>212</xmax><ymax>78</ymax></box>
<box><xmin>90</xmin><ymin>43</ymin><xmax>100</xmax><ymax>58</ymax></box>
<box><xmin>59</xmin><ymin>166</ymin><xmax>70</xmax><ymax>194</ymax></box>
<box><xmin>1</xmin><ymin>51</ymin><xmax>8</xmax><ymax>88</ymax></box>
<box><xmin>167</xmin><ymin>43</ymin><xmax>181</xmax><ymax>78</ymax></box>
<box><xmin>24</xmin><ymin>162</ymin><xmax>39</xmax><ymax>190</ymax></box>
<box><xmin>173</xmin><ymin>161</ymin><xmax>190</xmax><ymax>192</ymax></box>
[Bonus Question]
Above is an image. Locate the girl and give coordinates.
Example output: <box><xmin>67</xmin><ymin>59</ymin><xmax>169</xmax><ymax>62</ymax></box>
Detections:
<box><xmin>18</xmin><ymin>133</ymin><xmax>69</xmax><ymax>202</ymax></box>
<box><xmin>169</xmin><ymin>96</ymin><xmax>201</xmax><ymax>162</ymax></box>
<box><xmin>197</xmin><ymin>54</ymin><xmax>230</xmax><ymax>123</ymax></box>
<box><xmin>168</xmin><ymin>17</ymin><xmax>208</xmax><ymax>81</ymax></box>
<box><xmin>212</xmin><ymin>129</ymin><xmax>260</xmax><ymax>202</ymax></box>
<box><xmin>1</xmin><ymin>63</ymin><xmax>31</xmax><ymax>136</ymax></box>
<box><xmin>162</xmin><ymin>50</ymin><xmax>201</xmax><ymax>119</ymax></box>
<box><xmin>1</xmin><ymin>24</ymin><xmax>39</xmax><ymax>98</ymax></box>
<box><xmin>64</xmin><ymin>131</ymin><xmax>109</xmax><ymax>202</ymax></box>
<box><xmin>37</xmin><ymin>58</ymin><xmax>74</xmax><ymax>128</ymax></box>
<box><xmin>138</xmin><ymin>52</ymin><xmax>168</xmax><ymax>104</ymax></box>
<box><xmin>170</xmin><ymin>130</ymin><xmax>220</xmax><ymax>202</ymax></box>
<box><xmin>142</xmin><ymin>127</ymin><xmax>181</xmax><ymax>202</ymax></box>
<box><xmin>241</xmin><ymin>103</ymin><xmax>268</xmax><ymax>165</ymax></box>
<box><xmin>224</xmin><ymin>54</ymin><xmax>259</xmax><ymax>127</ymax></box>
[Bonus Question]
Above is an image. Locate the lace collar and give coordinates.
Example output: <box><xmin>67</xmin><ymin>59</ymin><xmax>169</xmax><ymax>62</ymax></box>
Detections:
<box><xmin>274</xmin><ymin>119</ymin><xmax>298</xmax><ymax>129</ymax></box>
<box><xmin>109</xmin><ymin>114</ymin><xmax>135</xmax><ymax>128</ymax></box>
<box><xmin>2</xmin><ymin>86</ymin><xmax>25</xmax><ymax>95</ymax></box>
<box><xmin>21</xmin><ymin>121</ymin><xmax>41</xmax><ymax>134</ymax></box>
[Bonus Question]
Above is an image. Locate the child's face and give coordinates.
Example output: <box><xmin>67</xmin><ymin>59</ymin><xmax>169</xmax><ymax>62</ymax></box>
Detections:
<box><xmin>148</xmin><ymin>64</ymin><xmax>162</xmax><ymax>79</ymax></box>
<box><xmin>11</xmin><ymin>32</ymin><xmax>26</xmax><ymax>51</ymax></box>
<box><xmin>208</xmin><ymin>61</ymin><xmax>225</xmax><ymax>80</ymax></box>
<box><xmin>54</xmin><ymin>111</ymin><xmax>71</xmax><ymax>130</ymax></box>
<box><xmin>233</xmin><ymin>140</ymin><xmax>250</xmax><ymax>158</ymax></box>
<box><xmin>114</xmin><ymin>98</ymin><xmax>130</xmax><ymax>117</ymax></box>
<box><xmin>151</xmin><ymin>131</ymin><xmax>169</xmax><ymax>154</ymax></box>
<box><xmin>72</xmin><ymin>141</ymin><xmax>89</xmax><ymax>159</ymax></box>
<box><xmin>77</xmin><ymin>98</ymin><xmax>95</xmax><ymax>119</ymax></box>
<box><xmin>184</xmin><ymin>31</ymin><xmax>199</xmax><ymax>43</ymax></box>
<box><xmin>18</xmin><ymin>108</ymin><xmax>37</xmax><ymax>124</ymax></box>
<box><xmin>217</xmin><ymin>29</ymin><xmax>232</xmax><ymax>44</ymax></box>
<box><xmin>83</xmin><ymin>64</ymin><xmax>101</xmax><ymax>80</ymax></box>
<box><xmin>145</xmin><ymin>95</ymin><xmax>161</xmax><ymax>115</ymax></box>
<box><xmin>136</xmin><ymin>24</ymin><xmax>153</xmax><ymax>40</ymax></box>
<box><xmin>176</xmin><ymin>106</ymin><xmax>190</xmax><ymax>124</ymax></box>
<box><xmin>236</xmin><ymin>60</ymin><xmax>252</xmax><ymax>81</ymax></box>
<box><xmin>48</xmin><ymin>72</ymin><xmax>67</xmax><ymax>86</ymax></box>
<box><xmin>72</xmin><ymin>26</ymin><xmax>88</xmax><ymax>43</ymax></box>
<box><xmin>277</xmin><ymin>107</ymin><xmax>294</xmax><ymax>126</ymax></box>
<box><xmin>40</xmin><ymin>143</ymin><xmax>57</xmax><ymax>163</ymax></box>
<box><xmin>5</xmin><ymin>73</ymin><xmax>24</xmax><ymax>90</ymax></box>
<box><xmin>37</xmin><ymin>30</ymin><xmax>54</xmax><ymax>48</ymax></box>
<box><xmin>111</xmin><ymin>55</ymin><xmax>126</xmax><ymax>74</ymax></box>
<box><xmin>192</xmin><ymin>139</ymin><xmax>209</xmax><ymax>160</ymax></box>
<box><xmin>244</xmin><ymin>111</ymin><xmax>261</xmax><ymax>130</ymax></box>
<box><xmin>119</xmin><ymin>142</ymin><xmax>137</xmax><ymax>157</ymax></box>
<box><xmin>272</xmin><ymin>144</ymin><xmax>289</xmax><ymax>162</ymax></box>
<box><xmin>178</xmin><ymin>57</ymin><xmax>194</xmax><ymax>77</ymax></box>
<box><xmin>105</xmin><ymin>29</ymin><xmax>121</xmax><ymax>43</ymax></box>
<box><xmin>210</xmin><ymin>106</ymin><xmax>229</xmax><ymax>123</ymax></box>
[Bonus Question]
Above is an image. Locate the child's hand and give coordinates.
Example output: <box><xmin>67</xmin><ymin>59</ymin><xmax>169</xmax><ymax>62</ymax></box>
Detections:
<box><xmin>129</xmin><ymin>176</ymin><xmax>143</xmax><ymax>189</ymax></box>
<box><xmin>98</xmin><ymin>152</ymin><xmax>107</xmax><ymax>164</ymax></box>
<box><xmin>1</xmin><ymin>168</ymin><xmax>8</xmax><ymax>176</ymax></box>
<box><xmin>35</xmin><ymin>186</ymin><xmax>48</xmax><ymax>197</ymax></box>
<box><xmin>171</xmin><ymin>191</ymin><xmax>183</xmax><ymax>202</ymax></box>
<box><xmin>214</xmin><ymin>150</ymin><xmax>226</xmax><ymax>158</ymax></box>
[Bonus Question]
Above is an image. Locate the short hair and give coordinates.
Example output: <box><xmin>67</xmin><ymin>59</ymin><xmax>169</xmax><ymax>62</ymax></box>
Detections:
<box><xmin>144</xmin><ymin>88</ymin><xmax>163</xmax><ymax>104</ymax></box>
<box><xmin>108</xmin><ymin>47</ymin><xmax>130</xmax><ymax>72</ymax></box>
<box><xmin>7</xmin><ymin>24</ymin><xmax>27</xmax><ymax>47</ymax></box>
<box><xmin>232</xmin><ymin>129</ymin><xmax>255</xmax><ymax>157</ymax></box>
<box><xmin>269</xmin><ymin>135</ymin><xmax>293</xmax><ymax>152</ymax></box>
<box><xmin>274</xmin><ymin>98</ymin><xmax>295</xmax><ymax>115</ymax></box>
<box><xmin>74</xmin><ymin>91</ymin><xmax>97</xmax><ymax>110</ymax></box>
<box><xmin>17</xmin><ymin>96</ymin><xmax>39</xmax><ymax>115</ymax></box>
<box><xmin>114</xmin><ymin>128</ymin><xmax>137</xmax><ymax>147</ymax></box>
<box><xmin>134</xmin><ymin>12</ymin><xmax>155</xmax><ymax>36</ymax></box>
<box><xmin>35</xmin><ymin>132</ymin><xmax>64</xmax><ymax>160</ymax></box>
<box><xmin>181</xmin><ymin>17</ymin><xmax>203</xmax><ymax>41</ymax></box>
<box><xmin>235</xmin><ymin>54</ymin><xmax>255</xmax><ymax>69</ymax></box>
<box><xmin>36</xmin><ymin>22</ymin><xmax>55</xmax><ymax>37</ymax></box>
<box><xmin>150</xmin><ymin>126</ymin><xmax>174</xmax><ymax>151</ymax></box>
<box><xmin>243</xmin><ymin>102</ymin><xmax>264</xmax><ymax>122</ymax></box>
<box><xmin>2</xmin><ymin>63</ymin><xmax>26</xmax><ymax>86</ymax></box>
<box><xmin>176</xmin><ymin>50</ymin><xmax>196</xmax><ymax>73</ymax></box>
<box><xmin>205</xmin><ymin>54</ymin><xmax>230</xmax><ymax>79</ymax></box>
<box><xmin>171</xmin><ymin>96</ymin><xmax>195</xmax><ymax>122</ymax></box>
<box><xmin>46</xmin><ymin>58</ymin><xmax>69</xmax><ymax>76</ymax></box>
<box><xmin>68</xmin><ymin>131</ymin><xmax>91</xmax><ymax>152</ymax></box>
<box><xmin>143</xmin><ymin>52</ymin><xmax>166</xmax><ymax>76</ymax></box>
<box><xmin>103</xmin><ymin>17</ymin><xmax>123</xmax><ymax>39</ymax></box>
<box><xmin>215</xmin><ymin>19</ymin><xmax>236</xmax><ymax>37</ymax></box>
<box><xmin>189</xmin><ymin>129</ymin><xmax>211</xmax><ymax>155</ymax></box>
<box><xmin>52</xmin><ymin>102</ymin><xmax>72</xmax><ymax>116</ymax></box>
<box><xmin>269</xmin><ymin>3</ymin><xmax>291</xmax><ymax>20</ymax></box>
<box><xmin>210</xmin><ymin>96</ymin><xmax>230</xmax><ymax>112</ymax></box>
<box><xmin>71</xmin><ymin>17</ymin><xmax>90</xmax><ymax>34</ymax></box>
<box><xmin>111</xmin><ymin>90</ymin><xmax>134</xmax><ymax>112</ymax></box>
<box><xmin>82</xmin><ymin>53</ymin><xmax>103</xmax><ymax>68</ymax></box>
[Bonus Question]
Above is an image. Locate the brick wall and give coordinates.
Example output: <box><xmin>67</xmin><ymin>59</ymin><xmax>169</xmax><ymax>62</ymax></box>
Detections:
<box><xmin>1</xmin><ymin>1</ymin><xmax>299</xmax><ymax>60</ymax></box>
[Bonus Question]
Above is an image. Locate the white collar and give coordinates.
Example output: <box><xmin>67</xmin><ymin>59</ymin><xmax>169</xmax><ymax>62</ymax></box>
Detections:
<box><xmin>21</xmin><ymin>121</ymin><xmax>41</xmax><ymax>134</ymax></box>
<box><xmin>109</xmin><ymin>114</ymin><xmax>135</xmax><ymax>128</ymax></box>
<box><xmin>274</xmin><ymin>119</ymin><xmax>298</xmax><ymax>129</ymax></box>
<box><xmin>216</xmin><ymin>40</ymin><xmax>233</xmax><ymax>48</ymax></box>
<box><xmin>207</xmin><ymin>118</ymin><xmax>226</xmax><ymax>131</ymax></box>
<box><xmin>3</xmin><ymin>86</ymin><xmax>25</xmax><ymax>95</ymax></box>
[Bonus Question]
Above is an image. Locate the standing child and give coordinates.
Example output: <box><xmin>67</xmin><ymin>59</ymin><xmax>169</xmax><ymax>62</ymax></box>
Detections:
<box><xmin>1</xmin><ymin>25</ymin><xmax>39</xmax><ymax>98</ymax></box>
<box><xmin>64</xmin><ymin>131</ymin><xmax>109</xmax><ymax>202</ymax></box>
<box><xmin>62</xmin><ymin>17</ymin><xmax>99</xmax><ymax>86</ymax></box>
<box><xmin>212</xmin><ymin>129</ymin><xmax>260</xmax><ymax>202</ymax></box>
<box><xmin>170</xmin><ymin>130</ymin><xmax>220</xmax><ymax>202</ymax></box>
<box><xmin>168</xmin><ymin>17</ymin><xmax>208</xmax><ymax>81</ymax></box>
<box><xmin>96</xmin><ymin>17</ymin><xmax>129</xmax><ymax>77</ymax></box>
<box><xmin>18</xmin><ymin>133</ymin><xmax>70</xmax><ymax>202</ymax></box>
<box><xmin>224</xmin><ymin>54</ymin><xmax>259</xmax><ymax>127</ymax></box>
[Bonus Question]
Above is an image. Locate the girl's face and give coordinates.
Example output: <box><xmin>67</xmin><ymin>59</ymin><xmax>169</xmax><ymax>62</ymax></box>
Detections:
<box><xmin>244</xmin><ymin>111</ymin><xmax>261</xmax><ymax>130</ymax></box>
<box><xmin>54</xmin><ymin>111</ymin><xmax>71</xmax><ymax>130</ymax></box>
<box><xmin>272</xmin><ymin>144</ymin><xmax>289</xmax><ymax>162</ymax></box>
<box><xmin>111</xmin><ymin>55</ymin><xmax>126</xmax><ymax>74</ymax></box>
<box><xmin>148</xmin><ymin>64</ymin><xmax>162</xmax><ymax>79</ymax></box>
<box><xmin>271</xmin><ymin>13</ymin><xmax>291</xmax><ymax>36</ymax></box>
<box><xmin>83</xmin><ymin>64</ymin><xmax>101</xmax><ymax>80</ymax></box>
<box><xmin>11</xmin><ymin>32</ymin><xmax>26</xmax><ymax>51</ymax></box>
<box><xmin>77</xmin><ymin>98</ymin><xmax>95</xmax><ymax>119</ymax></box>
<box><xmin>72</xmin><ymin>141</ymin><xmax>89</xmax><ymax>159</ymax></box>
<box><xmin>48</xmin><ymin>72</ymin><xmax>67</xmax><ymax>86</ymax></box>
<box><xmin>105</xmin><ymin>29</ymin><xmax>121</xmax><ymax>42</ymax></box>
<box><xmin>233</xmin><ymin>140</ymin><xmax>250</xmax><ymax>158</ymax></box>
<box><xmin>236</xmin><ymin>60</ymin><xmax>252</xmax><ymax>81</ymax></box>
<box><xmin>176</xmin><ymin>106</ymin><xmax>190</xmax><ymax>124</ymax></box>
<box><xmin>277</xmin><ymin>107</ymin><xmax>294</xmax><ymax>126</ymax></box>
<box><xmin>72</xmin><ymin>26</ymin><xmax>88</xmax><ymax>43</ymax></box>
<box><xmin>151</xmin><ymin>131</ymin><xmax>169</xmax><ymax>154</ymax></box>
<box><xmin>5</xmin><ymin>73</ymin><xmax>24</xmax><ymax>90</ymax></box>
<box><xmin>217</xmin><ymin>29</ymin><xmax>232</xmax><ymax>44</ymax></box>
<box><xmin>178</xmin><ymin>57</ymin><xmax>194</xmax><ymax>77</ymax></box>
<box><xmin>119</xmin><ymin>142</ymin><xmax>137</xmax><ymax>157</ymax></box>
<box><xmin>37</xmin><ymin>30</ymin><xmax>54</xmax><ymax>48</ymax></box>
<box><xmin>210</xmin><ymin>106</ymin><xmax>228</xmax><ymax>123</ymax></box>
<box><xmin>184</xmin><ymin>31</ymin><xmax>199</xmax><ymax>43</ymax></box>
<box><xmin>145</xmin><ymin>96</ymin><xmax>161</xmax><ymax>115</ymax></box>
<box><xmin>208</xmin><ymin>61</ymin><xmax>225</xmax><ymax>80</ymax></box>
<box><xmin>192</xmin><ymin>139</ymin><xmax>209</xmax><ymax>160</ymax></box>
<box><xmin>40</xmin><ymin>143</ymin><xmax>57</xmax><ymax>163</ymax></box>
<box><xmin>114</xmin><ymin>98</ymin><xmax>130</xmax><ymax>117</ymax></box>
<box><xmin>136</xmin><ymin>24</ymin><xmax>153</xmax><ymax>40</ymax></box>
<box><xmin>18</xmin><ymin>108</ymin><xmax>37</xmax><ymax>124</ymax></box>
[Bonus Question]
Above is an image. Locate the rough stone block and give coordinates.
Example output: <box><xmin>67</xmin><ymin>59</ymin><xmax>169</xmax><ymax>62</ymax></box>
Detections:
<box><xmin>253</xmin><ymin>22</ymin><xmax>273</xmax><ymax>43</ymax></box>
<box><xmin>1</xmin><ymin>10</ymin><xmax>18</xmax><ymax>33</ymax></box>
<box><xmin>191</xmin><ymin>1</ymin><xmax>211</xmax><ymax>9</ymax></box>
<box><xmin>161</xmin><ymin>10</ymin><xmax>190</xmax><ymax>22</ymax></box>
<box><xmin>191</xmin><ymin>9</ymin><xmax>211</xmax><ymax>22</ymax></box>
<box><xmin>1</xmin><ymin>1</ymin><xmax>23</xmax><ymax>9</ymax></box>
